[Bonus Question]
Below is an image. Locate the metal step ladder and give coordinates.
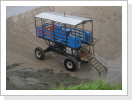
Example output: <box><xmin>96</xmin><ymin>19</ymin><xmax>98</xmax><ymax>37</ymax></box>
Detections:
<box><xmin>88</xmin><ymin>57</ymin><xmax>107</xmax><ymax>75</ymax></box>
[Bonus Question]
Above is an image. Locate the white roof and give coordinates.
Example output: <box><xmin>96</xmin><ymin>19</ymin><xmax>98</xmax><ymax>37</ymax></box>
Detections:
<box><xmin>35</xmin><ymin>12</ymin><xmax>92</xmax><ymax>26</ymax></box>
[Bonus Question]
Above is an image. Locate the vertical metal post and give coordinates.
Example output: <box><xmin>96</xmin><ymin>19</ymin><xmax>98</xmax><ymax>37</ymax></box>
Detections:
<box><xmin>65</xmin><ymin>24</ymin><xmax>67</xmax><ymax>53</ymax></box>
<box><xmin>70</xmin><ymin>25</ymin><xmax>71</xmax><ymax>34</ymax></box>
<box><xmin>91</xmin><ymin>20</ymin><xmax>93</xmax><ymax>42</ymax></box>
<box><xmin>34</xmin><ymin>17</ymin><xmax>37</xmax><ymax>35</ymax></box>
<box><xmin>82</xmin><ymin>23</ymin><xmax>84</xmax><ymax>30</ymax></box>
<box><xmin>41</xmin><ymin>18</ymin><xmax>44</xmax><ymax>38</ymax></box>
<box><xmin>43</xmin><ymin>19</ymin><xmax>45</xmax><ymax>37</ymax></box>
<box><xmin>93</xmin><ymin>45</ymin><xmax>95</xmax><ymax>56</ymax></box>
<box><xmin>52</xmin><ymin>21</ymin><xmax>55</xmax><ymax>43</ymax></box>
<box><xmin>75</xmin><ymin>25</ymin><xmax>77</xmax><ymax>49</ymax></box>
<box><xmin>82</xmin><ymin>22</ymin><xmax>84</xmax><ymax>41</ymax></box>
<box><xmin>91</xmin><ymin>20</ymin><xmax>94</xmax><ymax>55</ymax></box>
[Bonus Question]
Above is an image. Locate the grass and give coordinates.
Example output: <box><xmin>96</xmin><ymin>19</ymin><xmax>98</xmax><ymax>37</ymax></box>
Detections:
<box><xmin>51</xmin><ymin>80</ymin><xmax>122</xmax><ymax>90</ymax></box>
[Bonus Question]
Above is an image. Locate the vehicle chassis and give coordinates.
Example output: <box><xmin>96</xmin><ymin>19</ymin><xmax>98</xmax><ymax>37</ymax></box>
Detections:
<box><xmin>34</xmin><ymin>12</ymin><xmax>107</xmax><ymax>74</ymax></box>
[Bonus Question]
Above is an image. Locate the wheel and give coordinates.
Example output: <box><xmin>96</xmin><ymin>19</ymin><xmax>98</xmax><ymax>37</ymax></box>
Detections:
<box><xmin>35</xmin><ymin>47</ymin><xmax>45</xmax><ymax>60</ymax></box>
<box><xmin>64</xmin><ymin>56</ymin><xmax>78</xmax><ymax>71</ymax></box>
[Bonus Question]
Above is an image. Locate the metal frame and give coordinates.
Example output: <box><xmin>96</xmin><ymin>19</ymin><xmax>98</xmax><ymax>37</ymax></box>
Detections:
<box><xmin>34</xmin><ymin>12</ymin><xmax>107</xmax><ymax>75</ymax></box>
<box><xmin>34</xmin><ymin>16</ymin><xmax>96</xmax><ymax>61</ymax></box>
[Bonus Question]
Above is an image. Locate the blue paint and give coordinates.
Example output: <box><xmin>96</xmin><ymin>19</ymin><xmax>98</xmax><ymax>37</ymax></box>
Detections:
<box><xmin>36</xmin><ymin>24</ymin><xmax>93</xmax><ymax>49</ymax></box>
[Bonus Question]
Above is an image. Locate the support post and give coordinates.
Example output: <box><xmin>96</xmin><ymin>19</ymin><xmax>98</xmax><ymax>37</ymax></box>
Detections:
<box><xmin>93</xmin><ymin>46</ymin><xmax>94</xmax><ymax>55</ymax></box>
<box><xmin>82</xmin><ymin>22</ymin><xmax>85</xmax><ymax>41</ymax></box>
<box><xmin>43</xmin><ymin>19</ymin><xmax>46</xmax><ymax>38</ymax></box>
<box><xmin>52</xmin><ymin>21</ymin><xmax>55</xmax><ymax>43</ymax></box>
<box><xmin>91</xmin><ymin>20</ymin><xmax>93</xmax><ymax>42</ymax></box>
<box><xmin>34</xmin><ymin>17</ymin><xmax>37</xmax><ymax>35</ymax></box>
<box><xmin>41</xmin><ymin>18</ymin><xmax>44</xmax><ymax>38</ymax></box>
<box><xmin>65</xmin><ymin>24</ymin><xmax>68</xmax><ymax>53</ymax></box>
<box><xmin>82</xmin><ymin>22</ymin><xmax>84</xmax><ymax>30</ymax></box>
<box><xmin>75</xmin><ymin>25</ymin><xmax>77</xmax><ymax>48</ymax></box>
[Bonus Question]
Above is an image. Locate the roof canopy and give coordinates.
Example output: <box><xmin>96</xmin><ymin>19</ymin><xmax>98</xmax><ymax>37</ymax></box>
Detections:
<box><xmin>35</xmin><ymin>12</ymin><xmax>92</xmax><ymax>26</ymax></box>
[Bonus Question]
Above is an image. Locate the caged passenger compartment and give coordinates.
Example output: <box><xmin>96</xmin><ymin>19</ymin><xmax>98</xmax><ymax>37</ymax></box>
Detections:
<box><xmin>34</xmin><ymin>12</ymin><xmax>107</xmax><ymax>75</ymax></box>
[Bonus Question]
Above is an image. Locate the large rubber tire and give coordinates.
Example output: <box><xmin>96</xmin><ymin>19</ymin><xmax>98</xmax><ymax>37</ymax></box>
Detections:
<box><xmin>64</xmin><ymin>56</ymin><xmax>78</xmax><ymax>71</ymax></box>
<box><xmin>35</xmin><ymin>47</ymin><xmax>45</xmax><ymax>60</ymax></box>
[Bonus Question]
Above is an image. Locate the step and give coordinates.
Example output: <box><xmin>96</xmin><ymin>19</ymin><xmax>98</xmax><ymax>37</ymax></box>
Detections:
<box><xmin>90</xmin><ymin>60</ymin><xmax>97</xmax><ymax>63</ymax></box>
<box><xmin>93</xmin><ymin>64</ymin><xmax>103</xmax><ymax>71</ymax></box>
<box><xmin>91</xmin><ymin>61</ymin><xmax>98</xmax><ymax>66</ymax></box>
<box><xmin>94</xmin><ymin>64</ymin><xmax>102</xmax><ymax>70</ymax></box>
<box><xmin>80</xmin><ymin>55</ymin><xmax>94</xmax><ymax>61</ymax></box>
<box><xmin>96</xmin><ymin>65</ymin><xmax>106</xmax><ymax>72</ymax></box>
<box><xmin>100</xmin><ymin>68</ymin><xmax>107</xmax><ymax>73</ymax></box>
<box><xmin>88</xmin><ymin>57</ymin><xmax>107</xmax><ymax>75</ymax></box>
<box><xmin>98</xmin><ymin>66</ymin><xmax>104</xmax><ymax>70</ymax></box>
<box><xmin>90</xmin><ymin>59</ymin><xmax>96</xmax><ymax>63</ymax></box>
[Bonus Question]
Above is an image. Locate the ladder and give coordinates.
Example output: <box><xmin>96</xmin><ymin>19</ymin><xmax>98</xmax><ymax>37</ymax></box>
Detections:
<box><xmin>88</xmin><ymin>57</ymin><xmax>107</xmax><ymax>75</ymax></box>
<box><xmin>80</xmin><ymin>53</ymin><xmax>107</xmax><ymax>75</ymax></box>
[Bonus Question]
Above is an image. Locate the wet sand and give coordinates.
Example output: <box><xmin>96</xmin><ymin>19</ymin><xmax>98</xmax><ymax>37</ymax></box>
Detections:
<box><xmin>6</xmin><ymin>6</ymin><xmax>122</xmax><ymax>89</ymax></box>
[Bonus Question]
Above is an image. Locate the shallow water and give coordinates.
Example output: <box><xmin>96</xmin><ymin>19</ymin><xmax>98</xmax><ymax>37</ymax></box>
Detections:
<box><xmin>95</xmin><ymin>53</ymin><xmax>122</xmax><ymax>84</ymax></box>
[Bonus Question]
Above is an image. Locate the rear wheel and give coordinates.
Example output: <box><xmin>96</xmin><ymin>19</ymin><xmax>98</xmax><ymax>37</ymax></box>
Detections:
<box><xmin>35</xmin><ymin>47</ymin><xmax>45</xmax><ymax>60</ymax></box>
<box><xmin>64</xmin><ymin>56</ymin><xmax>78</xmax><ymax>71</ymax></box>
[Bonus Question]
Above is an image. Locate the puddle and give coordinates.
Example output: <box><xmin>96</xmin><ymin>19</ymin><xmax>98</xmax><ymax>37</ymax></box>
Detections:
<box><xmin>95</xmin><ymin>53</ymin><xmax>122</xmax><ymax>84</ymax></box>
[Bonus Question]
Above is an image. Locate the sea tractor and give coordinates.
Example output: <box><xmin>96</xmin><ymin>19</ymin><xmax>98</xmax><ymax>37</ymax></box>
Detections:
<box><xmin>34</xmin><ymin>12</ymin><xmax>107</xmax><ymax>75</ymax></box>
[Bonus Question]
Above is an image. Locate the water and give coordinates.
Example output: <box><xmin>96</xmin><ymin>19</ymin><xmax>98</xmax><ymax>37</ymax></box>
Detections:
<box><xmin>95</xmin><ymin>53</ymin><xmax>122</xmax><ymax>84</ymax></box>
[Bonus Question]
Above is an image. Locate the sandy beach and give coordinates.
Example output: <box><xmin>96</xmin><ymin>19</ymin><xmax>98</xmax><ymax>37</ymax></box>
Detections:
<box><xmin>6</xmin><ymin>6</ymin><xmax>122</xmax><ymax>90</ymax></box>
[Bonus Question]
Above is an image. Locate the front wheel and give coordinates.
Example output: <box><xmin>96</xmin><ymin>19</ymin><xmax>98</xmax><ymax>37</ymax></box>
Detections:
<box><xmin>35</xmin><ymin>47</ymin><xmax>45</xmax><ymax>60</ymax></box>
<box><xmin>64</xmin><ymin>56</ymin><xmax>78</xmax><ymax>71</ymax></box>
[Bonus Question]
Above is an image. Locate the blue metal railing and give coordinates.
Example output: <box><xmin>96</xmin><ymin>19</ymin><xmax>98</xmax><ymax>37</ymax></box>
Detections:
<box><xmin>36</xmin><ymin>24</ymin><xmax>93</xmax><ymax>48</ymax></box>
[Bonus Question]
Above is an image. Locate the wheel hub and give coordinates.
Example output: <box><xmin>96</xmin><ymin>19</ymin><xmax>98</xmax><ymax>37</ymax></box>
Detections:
<box><xmin>66</xmin><ymin>61</ymin><xmax>73</xmax><ymax>69</ymax></box>
<box><xmin>36</xmin><ymin>50</ymin><xmax>41</xmax><ymax>58</ymax></box>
